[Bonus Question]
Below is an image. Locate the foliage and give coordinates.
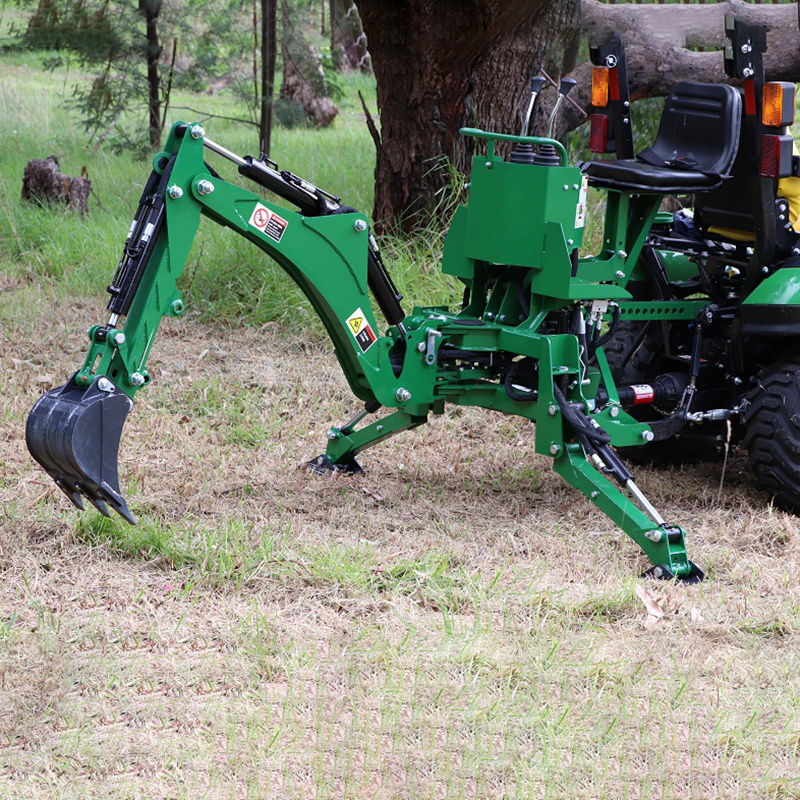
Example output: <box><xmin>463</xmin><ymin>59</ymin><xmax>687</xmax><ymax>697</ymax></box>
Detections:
<box><xmin>18</xmin><ymin>0</ymin><xmax>193</xmax><ymax>152</ymax></box>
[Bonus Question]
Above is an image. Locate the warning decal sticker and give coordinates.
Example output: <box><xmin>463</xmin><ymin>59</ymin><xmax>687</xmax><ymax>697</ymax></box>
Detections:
<box><xmin>346</xmin><ymin>307</ymin><xmax>377</xmax><ymax>353</ymax></box>
<box><xmin>248</xmin><ymin>203</ymin><xmax>289</xmax><ymax>243</ymax></box>
<box><xmin>575</xmin><ymin>175</ymin><xmax>588</xmax><ymax>229</ymax></box>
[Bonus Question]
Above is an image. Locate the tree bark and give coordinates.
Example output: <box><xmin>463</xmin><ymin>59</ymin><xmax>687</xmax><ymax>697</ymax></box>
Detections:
<box><xmin>22</xmin><ymin>156</ymin><xmax>91</xmax><ymax>217</ymax></box>
<box><xmin>356</xmin><ymin>0</ymin><xmax>580</xmax><ymax>232</ymax></box>
<box><xmin>330</xmin><ymin>0</ymin><xmax>370</xmax><ymax>72</ymax></box>
<box><xmin>259</xmin><ymin>0</ymin><xmax>277</xmax><ymax>156</ymax></box>
<box><xmin>139</xmin><ymin>0</ymin><xmax>162</xmax><ymax>150</ymax></box>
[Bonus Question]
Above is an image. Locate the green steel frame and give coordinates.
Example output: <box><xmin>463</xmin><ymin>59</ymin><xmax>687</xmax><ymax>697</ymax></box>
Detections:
<box><xmin>44</xmin><ymin>122</ymin><xmax>703</xmax><ymax>579</ymax></box>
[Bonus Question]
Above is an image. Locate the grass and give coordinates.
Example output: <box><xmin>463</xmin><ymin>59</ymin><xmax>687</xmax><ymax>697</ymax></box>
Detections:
<box><xmin>3</xmin><ymin>38</ymin><xmax>800</xmax><ymax>800</ymax></box>
<box><xmin>0</xmin><ymin>48</ymin><xmax>458</xmax><ymax>333</ymax></box>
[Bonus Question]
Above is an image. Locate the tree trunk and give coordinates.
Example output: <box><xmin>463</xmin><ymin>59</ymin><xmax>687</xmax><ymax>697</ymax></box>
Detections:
<box><xmin>330</xmin><ymin>0</ymin><xmax>370</xmax><ymax>72</ymax></box>
<box><xmin>139</xmin><ymin>0</ymin><xmax>162</xmax><ymax>150</ymax></box>
<box><xmin>556</xmin><ymin>0</ymin><xmax>800</xmax><ymax>138</ymax></box>
<box><xmin>281</xmin><ymin>0</ymin><xmax>338</xmax><ymax>127</ymax></box>
<box><xmin>356</xmin><ymin>0</ymin><xmax>580</xmax><ymax>232</ymax></box>
<box><xmin>259</xmin><ymin>0</ymin><xmax>277</xmax><ymax>156</ymax></box>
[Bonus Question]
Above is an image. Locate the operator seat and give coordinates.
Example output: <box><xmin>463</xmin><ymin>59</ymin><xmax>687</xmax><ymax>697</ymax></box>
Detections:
<box><xmin>584</xmin><ymin>81</ymin><xmax>742</xmax><ymax>194</ymax></box>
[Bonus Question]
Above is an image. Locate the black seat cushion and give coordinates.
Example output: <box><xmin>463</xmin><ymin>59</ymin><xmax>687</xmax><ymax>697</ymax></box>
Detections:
<box><xmin>584</xmin><ymin>160</ymin><xmax>722</xmax><ymax>192</ymax></box>
<box><xmin>585</xmin><ymin>81</ymin><xmax>742</xmax><ymax>194</ymax></box>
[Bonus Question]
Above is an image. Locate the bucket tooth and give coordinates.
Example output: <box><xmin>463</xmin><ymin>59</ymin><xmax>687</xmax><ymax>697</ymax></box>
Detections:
<box><xmin>54</xmin><ymin>478</ymin><xmax>85</xmax><ymax>511</ymax></box>
<box><xmin>26</xmin><ymin>374</ymin><xmax>135</xmax><ymax>524</ymax></box>
<box><xmin>84</xmin><ymin>493</ymin><xmax>111</xmax><ymax>518</ymax></box>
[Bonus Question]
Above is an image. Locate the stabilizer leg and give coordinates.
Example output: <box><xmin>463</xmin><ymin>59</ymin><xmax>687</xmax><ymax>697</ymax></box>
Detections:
<box><xmin>308</xmin><ymin>409</ymin><xmax>429</xmax><ymax>475</ymax></box>
<box><xmin>553</xmin><ymin>445</ymin><xmax>702</xmax><ymax>581</ymax></box>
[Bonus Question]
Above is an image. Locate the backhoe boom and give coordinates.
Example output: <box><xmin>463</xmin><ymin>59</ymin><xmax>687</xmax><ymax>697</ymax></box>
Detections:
<box><xmin>26</xmin><ymin>120</ymin><xmax>703</xmax><ymax>582</ymax></box>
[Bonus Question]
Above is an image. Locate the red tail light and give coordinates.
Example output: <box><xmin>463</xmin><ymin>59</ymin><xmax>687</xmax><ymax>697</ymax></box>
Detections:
<box><xmin>590</xmin><ymin>114</ymin><xmax>609</xmax><ymax>154</ymax></box>
<box><xmin>760</xmin><ymin>134</ymin><xmax>793</xmax><ymax>178</ymax></box>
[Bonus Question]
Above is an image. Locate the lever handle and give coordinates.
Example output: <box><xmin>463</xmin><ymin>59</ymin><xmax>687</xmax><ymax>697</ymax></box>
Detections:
<box><xmin>530</xmin><ymin>76</ymin><xmax>547</xmax><ymax>94</ymax></box>
<box><xmin>559</xmin><ymin>77</ymin><xmax>578</xmax><ymax>97</ymax></box>
<box><xmin>520</xmin><ymin>76</ymin><xmax>548</xmax><ymax>138</ymax></box>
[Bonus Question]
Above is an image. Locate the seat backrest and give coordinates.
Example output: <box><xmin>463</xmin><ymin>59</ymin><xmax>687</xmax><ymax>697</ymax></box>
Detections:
<box><xmin>694</xmin><ymin>113</ymin><xmax>759</xmax><ymax>235</ymax></box>
<box><xmin>637</xmin><ymin>81</ymin><xmax>742</xmax><ymax>177</ymax></box>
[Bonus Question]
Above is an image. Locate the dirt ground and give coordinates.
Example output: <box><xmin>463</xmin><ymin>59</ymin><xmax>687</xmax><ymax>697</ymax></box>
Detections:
<box><xmin>2</xmin><ymin>289</ymin><xmax>800</xmax><ymax>799</ymax></box>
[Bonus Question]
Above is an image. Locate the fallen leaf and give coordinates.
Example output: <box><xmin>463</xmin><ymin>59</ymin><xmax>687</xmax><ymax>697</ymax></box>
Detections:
<box><xmin>636</xmin><ymin>583</ymin><xmax>665</xmax><ymax>618</ymax></box>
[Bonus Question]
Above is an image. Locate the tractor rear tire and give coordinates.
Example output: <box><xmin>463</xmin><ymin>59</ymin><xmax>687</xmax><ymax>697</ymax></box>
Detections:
<box><xmin>742</xmin><ymin>359</ymin><xmax>800</xmax><ymax>513</ymax></box>
<box><xmin>603</xmin><ymin>321</ymin><xmax>724</xmax><ymax>466</ymax></box>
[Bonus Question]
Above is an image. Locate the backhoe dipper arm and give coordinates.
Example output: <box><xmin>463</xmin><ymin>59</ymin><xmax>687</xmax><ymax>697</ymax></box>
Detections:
<box><xmin>26</xmin><ymin>121</ymin><xmax>408</xmax><ymax>523</ymax></box>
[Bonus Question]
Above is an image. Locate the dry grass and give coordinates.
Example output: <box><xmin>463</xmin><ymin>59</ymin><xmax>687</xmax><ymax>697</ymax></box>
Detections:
<box><xmin>3</xmin><ymin>288</ymin><xmax>800</xmax><ymax>799</ymax></box>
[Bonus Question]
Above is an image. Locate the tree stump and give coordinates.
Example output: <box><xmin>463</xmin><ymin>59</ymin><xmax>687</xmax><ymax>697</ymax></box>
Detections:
<box><xmin>21</xmin><ymin>155</ymin><xmax>91</xmax><ymax>216</ymax></box>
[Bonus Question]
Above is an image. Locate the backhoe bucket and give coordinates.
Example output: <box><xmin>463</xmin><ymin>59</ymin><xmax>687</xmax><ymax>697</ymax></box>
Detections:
<box><xmin>26</xmin><ymin>375</ymin><xmax>135</xmax><ymax>524</ymax></box>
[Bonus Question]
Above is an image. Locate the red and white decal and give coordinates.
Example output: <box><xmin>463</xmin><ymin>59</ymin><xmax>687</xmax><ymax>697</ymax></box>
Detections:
<box><xmin>248</xmin><ymin>203</ymin><xmax>289</xmax><ymax>243</ymax></box>
<box><xmin>346</xmin><ymin>307</ymin><xmax>377</xmax><ymax>353</ymax></box>
<box><xmin>631</xmin><ymin>384</ymin><xmax>655</xmax><ymax>405</ymax></box>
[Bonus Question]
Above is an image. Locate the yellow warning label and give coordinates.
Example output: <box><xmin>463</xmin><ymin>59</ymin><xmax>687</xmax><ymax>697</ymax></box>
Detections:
<box><xmin>345</xmin><ymin>307</ymin><xmax>376</xmax><ymax>353</ymax></box>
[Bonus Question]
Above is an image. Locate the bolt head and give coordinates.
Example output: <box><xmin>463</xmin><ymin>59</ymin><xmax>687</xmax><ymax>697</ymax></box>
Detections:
<box><xmin>549</xmin><ymin>443</ymin><xmax>561</xmax><ymax>455</ymax></box>
<box><xmin>327</xmin><ymin>429</ymin><xmax>339</xmax><ymax>440</ymax></box>
<box><xmin>353</xmin><ymin>219</ymin><xmax>367</xmax><ymax>232</ymax></box>
<box><xmin>396</xmin><ymin>388</ymin><xmax>412</xmax><ymax>402</ymax></box>
<box><xmin>590</xmin><ymin>491</ymin><xmax>599</xmax><ymax>499</ymax></box>
<box><xmin>609</xmin><ymin>406</ymin><xmax>620</xmax><ymax>418</ymax></box>
<box><xmin>111</xmin><ymin>331</ymin><xmax>126</xmax><ymax>346</ymax></box>
<box><xmin>742</xmin><ymin>67</ymin><xmax>754</xmax><ymax>78</ymax></box>
<box><xmin>168</xmin><ymin>185</ymin><xmax>183</xmax><ymax>200</ymax></box>
<box><xmin>97</xmin><ymin>377</ymin><xmax>115</xmax><ymax>393</ymax></box>
<box><xmin>376</xmin><ymin>425</ymin><xmax>384</xmax><ymax>433</ymax></box>
<box><xmin>641</xmin><ymin>430</ymin><xmax>654</xmax><ymax>442</ymax></box>
<box><xmin>645</xmin><ymin>530</ymin><xmax>663</xmax><ymax>543</ymax></box>
<box><xmin>416</xmin><ymin>342</ymin><xmax>426</xmax><ymax>353</ymax></box>
<box><xmin>548</xmin><ymin>404</ymin><xmax>558</xmax><ymax>416</ymax></box>
<box><xmin>197</xmin><ymin>179</ymin><xmax>214</xmax><ymax>196</ymax></box>
<box><xmin>190</xmin><ymin>124</ymin><xmax>206</xmax><ymax>139</ymax></box>
<box><xmin>652</xmin><ymin>566</ymin><xmax>664</xmax><ymax>578</ymax></box>
<box><xmin>129</xmin><ymin>372</ymin><xmax>145</xmax><ymax>386</ymax></box>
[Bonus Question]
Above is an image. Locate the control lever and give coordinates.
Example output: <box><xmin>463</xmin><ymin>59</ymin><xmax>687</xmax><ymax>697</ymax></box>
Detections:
<box><xmin>546</xmin><ymin>78</ymin><xmax>578</xmax><ymax>139</ymax></box>
<box><xmin>535</xmin><ymin>78</ymin><xmax>577</xmax><ymax>166</ymax></box>
<box><xmin>510</xmin><ymin>76</ymin><xmax>548</xmax><ymax>166</ymax></box>
<box><xmin>521</xmin><ymin>76</ymin><xmax>548</xmax><ymax>137</ymax></box>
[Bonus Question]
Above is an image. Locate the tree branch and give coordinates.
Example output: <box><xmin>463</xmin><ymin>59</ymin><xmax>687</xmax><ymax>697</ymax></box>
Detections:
<box><xmin>169</xmin><ymin>106</ymin><xmax>259</xmax><ymax>129</ymax></box>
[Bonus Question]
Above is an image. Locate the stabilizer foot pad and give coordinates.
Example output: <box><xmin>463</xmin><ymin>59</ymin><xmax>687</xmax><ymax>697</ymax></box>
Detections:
<box><xmin>307</xmin><ymin>454</ymin><xmax>364</xmax><ymax>476</ymax></box>
<box><xmin>642</xmin><ymin>561</ymin><xmax>705</xmax><ymax>584</ymax></box>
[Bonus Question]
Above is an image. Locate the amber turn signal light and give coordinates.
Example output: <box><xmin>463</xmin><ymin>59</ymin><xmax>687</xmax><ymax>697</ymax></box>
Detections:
<box><xmin>762</xmin><ymin>82</ymin><xmax>795</xmax><ymax>128</ymax></box>
<box><xmin>592</xmin><ymin>68</ymin><xmax>610</xmax><ymax>108</ymax></box>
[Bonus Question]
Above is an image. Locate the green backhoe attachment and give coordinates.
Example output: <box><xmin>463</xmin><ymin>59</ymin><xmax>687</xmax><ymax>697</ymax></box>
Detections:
<box><xmin>26</xmin><ymin>113</ymin><xmax>707</xmax><ymax>582</ymax></box>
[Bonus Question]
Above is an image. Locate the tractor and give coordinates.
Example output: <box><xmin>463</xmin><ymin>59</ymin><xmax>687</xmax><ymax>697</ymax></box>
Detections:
<box><xmin>25</xmin><ymin>17</ymin><xmax>799</xmax><ymax>583</ymax></box>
